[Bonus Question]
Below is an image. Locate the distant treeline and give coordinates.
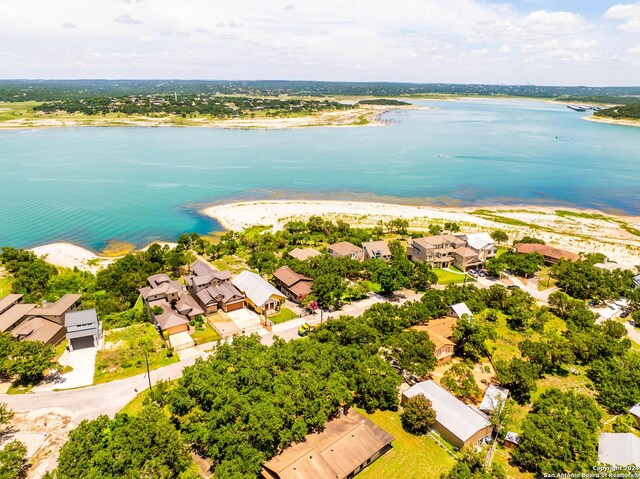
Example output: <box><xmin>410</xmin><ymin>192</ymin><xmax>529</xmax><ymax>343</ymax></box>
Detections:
<box><xmin>357</xmin><ymin>99</ymin><xmax>411</xmax><ymax>106</ymax></box>
<box><xmin>2</xmin><ymin>79</ymin><xmax>640</xmax><ymax>102</ymax></box>
<box><xmin>595</xmin><ymin>103</ymin><xmax>640</xmax><ymax>120</ymax></box>
<box><xmin>32</xmin><ymin>95</ymin><xmax>353</xmax><ymax>117</ymax></box>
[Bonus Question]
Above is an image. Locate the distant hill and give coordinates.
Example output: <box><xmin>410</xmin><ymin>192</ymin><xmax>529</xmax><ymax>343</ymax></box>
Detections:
<box><xmin>1</xmin><ymin>79</ymin><xmax>640</xmax><ymax>102</ymax></box>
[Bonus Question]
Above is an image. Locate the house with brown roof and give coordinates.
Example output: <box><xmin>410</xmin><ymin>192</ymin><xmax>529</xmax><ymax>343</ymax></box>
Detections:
<box><xmin>362</xmin><ymin>240</ymin><xmax>392</xmax><ymax>261</ymax></box>
<box><xmin>514</xmin><ymin>243</ymin><xmax>580</xmax><ymax>264</ymax></box>
<box><xmin>0</xmin><ymin>294</ymin><xmax>23</xmax><ymax>315</ymax></box>
<box><xmin>183</xmin><ymin>260</ymin><xmax>244</xmax><ymax>313</ymax></box>
<box><xmin>411</xmin><ymin>316</ymin><xmax>458</xmax><ymax>364</ymax></box>
<box><xmin>288</xmin><ymin>247</ymin><xmax>322</xmax><ymax>261</ymax></box>
<box><xmin>407</xmin><ymin>235</ymin><xmax>465</xmax><ymax>268</ymax></box>
<box><xmin>272</xmin><ymin>267</ymin><xmax>313</xmax><ymax>302</ymax></box>
<box><xmin>328</xmin><ymin>242</ymin><xmax>364</xmax><ymax>261</ymax></box>
<box><xmin>0</xmin><ymin>303</ymin><xmax>35</xmax><ymax>333</ymax></box>
<box><xmin>12</xmin><ymin>317</ymin><xmax>66</xmax><ymax>346</ymax></box>
<box><xmin>27</xmin><ymin>294</ymin><xmax>82</xmax><ymax>325</ymax></box>
<box><xmin>261</xmin><ymin>408</ymin><xmax>394</xmax><ymax>479</ymax></box>
<box><xmin>451</xmin><ymin>246</ymin><xmax>483</xmax><ymax>271</ymax></box>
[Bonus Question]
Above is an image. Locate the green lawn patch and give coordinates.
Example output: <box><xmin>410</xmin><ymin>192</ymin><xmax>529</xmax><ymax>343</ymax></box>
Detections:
<box><xmin>269</xmin><ymin>307</ymin><xmax>298</xmax><ymax>324</ymax></box>
<box><xmin>356</xmin><ymin>409</ymin><xmax>456</xmax><ymax>479</ymax></box>
<box><xmin>496</xmin><ymin>246</ymin><xmax>509</xmax><ymax>258</ymax></box>
<box><xmin>537</xmin><ymin>267</ymin><xmax>557</xmax><ymax>291</ymax></box>
<box><xmin>434</xmin><ymin>267</ymin><xmax>470</xmax><ymax>284</ymax></box>
<box><xmin>94</xmin><ymin>323</ymin><xmax>178</xmax><ymax>385</ymax></box>
<box><xmin>555</xmin><ymin>210</ymin><xmax>611</xmax><ymax>221</ymax></box>
<box><xmin>0</xmin><ymin>275</ymin><xmax>11</xmax><ymax>297</ymax></box>
<box><xmin>191</xmin><ymin>322</ymin><xmax>221</xmax><ymax>345</ymax></box>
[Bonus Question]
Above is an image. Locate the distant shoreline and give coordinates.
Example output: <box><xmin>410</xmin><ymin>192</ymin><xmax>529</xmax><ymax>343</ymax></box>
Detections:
<box><xmin>583</xmin><ymin>115</ymin><xmax>640</xmax><ymax>128</ymax></box>
<box><xmin>0</xmin><ymin>104</ymin><xmax>425</xmax><ymax>130</ymax></box>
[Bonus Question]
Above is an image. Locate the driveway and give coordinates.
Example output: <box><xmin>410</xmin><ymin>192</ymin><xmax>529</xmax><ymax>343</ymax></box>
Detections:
<box><xmin>33</xmin><ymin>344</ymin><xmax>98</xmax><ymax>392</ymax></box>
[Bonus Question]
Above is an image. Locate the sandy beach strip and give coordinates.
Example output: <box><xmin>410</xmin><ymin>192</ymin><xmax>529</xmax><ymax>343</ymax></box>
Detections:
<box><xmin>203</xmin><ymin>200</ymin><xmax>640</xmax><ymax>267</ymax></box>
<box><xmin>29</xmin><ymin>243</ymin><xmax>108</xmax><ymax>272</ymax></box>
<box><xmin>583</xmin><ymin>116</ymin><xmax>640</xmax><ymax>128</ymax></box>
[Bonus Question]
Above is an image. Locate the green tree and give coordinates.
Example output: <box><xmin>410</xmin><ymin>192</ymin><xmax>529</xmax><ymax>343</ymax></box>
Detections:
<box><xmin>411</xmin><ymin>262</ymin><xmax>438</xmax><ymax>291</ymax></box>
<box><xmin>494</xmin><ymin>358</ymin><xmax>540</xmax><ymax>404</ymax></box>
<box><xmin>588</xmin><ymin>352</ymin><xmax>640</xmax><ymax>413</ymax></box>
<box><xmin>490</xmin><ymin>230</ymin><xmax>508</xmax><ymax>243</ymax></box>
<box><xmin>8</xmin><ymin>339</ymin><xmax>57</xmax><ymax>384</ymax></box>
<box><xmin>0</xmin><ymin>440</ymin><xmax>27</xmax><ymax>479</ymax></box>
<box><xmin>441</xmin><ymin>362</ymin><xmax>481</xmax><ymax>402</ymax></box>
<box><xmin>401</xmin><ymin>394</ymin><xmax>436</xmax><ymax>435</ymax></box>
<box><xmin>513</xmin><ymin>389</ymin><xmax>602</xmax><ymax>476</ymax></box>
<box><xmin>311</xmin><ymin>273</ymin><xmax>346</xmax><ymax>309</ymax></box>
<box><xmin>451</xmin><ymin>318</ymin><xmax>495</xmax><ymax>361</ymax></box>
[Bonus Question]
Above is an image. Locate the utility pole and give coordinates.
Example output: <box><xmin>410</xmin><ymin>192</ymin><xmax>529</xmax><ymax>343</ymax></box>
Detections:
<box><xmin>144</xmin><ymin>349</ymin><xmax>153</xmax><ymax>394</ymax></box>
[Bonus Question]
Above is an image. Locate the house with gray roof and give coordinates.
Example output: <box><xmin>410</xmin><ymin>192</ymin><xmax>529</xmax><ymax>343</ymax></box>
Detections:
<box><xmin>362</xmin><ymin>240</ymin><xmax>392</xmax><ymax>261</ymax></box>
<box><xmin>479</xmin><ymin>384</ymin><xmax>509</xmax><ymax>415</ymax></box>
<box><xmin>630</xmin><ymin>403</ymin><xmax>640</xmax><ymax>428</ymax></box>
<box><xmin>65</xmin><ymin>309</ymin><xmax>101</xmax><ymax>350</ymax></box>
<box><xmin>448</xmin><ymin>302</ymin><xmax>473</xmax><ymax>319</ymax></box>
<box><xmin>599</xmin><ymin>433</ymin><xmax>640</xmax><ymax>467</ymax></box>
<box><xmin>402</xmin><ymin>380</ymin><xmax>492</xmax><ymax>448</ymax></box>
<box><xmin>232</xmin><ymin>270</ymin><xmax>286</xmax><ymax>315</ymax></box>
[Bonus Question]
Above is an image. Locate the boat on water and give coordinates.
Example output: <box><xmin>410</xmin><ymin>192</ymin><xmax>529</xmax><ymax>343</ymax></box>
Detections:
<box><xmin>566</xmin><ymin>105</ymin><xmax>588</xmax><ymax>112</ymax></box>
<box><xmin>438</xmin><ymin>154</ymin><xmax>446</xmax><ymax>158</ymax></box>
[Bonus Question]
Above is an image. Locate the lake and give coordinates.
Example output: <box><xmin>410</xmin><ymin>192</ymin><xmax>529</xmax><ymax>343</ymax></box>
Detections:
<box><xmin>1</xmin><ymin>98</ymin><xmax>639</xmax><ymax>250</ymax></box>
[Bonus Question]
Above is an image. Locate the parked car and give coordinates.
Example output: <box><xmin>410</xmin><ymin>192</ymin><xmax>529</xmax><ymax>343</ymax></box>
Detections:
<box><xmin>620</xmin><ymin>310</ymin><xmax>629</xmax><ymax>318</ymax></box>
<box><xmin>298</xmin><ymin>323</ymin><xmax>310</xmax><ymax>337</ymax></box>
<box><xmin>629</xmin><ymin>320</ymin><xmax>636</xmax><ymax>327</ymax></box>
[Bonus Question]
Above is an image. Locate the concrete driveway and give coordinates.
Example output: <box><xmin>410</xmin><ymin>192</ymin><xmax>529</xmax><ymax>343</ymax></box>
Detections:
<box><xmin>33</xmin><ymin>345</ymin><xmax>97</xmax><ymax>392</ymax></box>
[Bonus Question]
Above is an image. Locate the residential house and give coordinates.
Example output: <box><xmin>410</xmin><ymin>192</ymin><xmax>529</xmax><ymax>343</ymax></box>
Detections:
<box><xmin>504</xmin><ymin>432</ymin><xmax>520</xmax><ymax>449</ymax></box>
<box><xmin>27</xmin><ymin>294</ymin><xmax>82</xmax><ymax>325</ymax></box>
<box><xmin>0</xmin><ymin>294</ymin><xmax>23</xmax><ymax>316</ymax></box>
<box><xmin>362</xmin><ymin>240</ymin><xmax>392</xmax><ymax>261</ymax></box>
<box><xmin>633</xmin><ymin>274</ymin><xmax>640</xmax><ymax>289</ymax></box>
<box><xmin>479</xmin><ymin>384</ymin><xmax>510</xmax><ymax>415</ymax></box>
<box><xmin>139</xmin><ymin>275</ymin><xmax>200</xmax><ymax>336</ymax></box>
<box><xmin>288</xmin><ymin>247</ymin><xmax>322</xmax><ymax>261</ymax></box>
<box><xmin>447</xmin><ymin>302</ymin><xmax>473</xmax><ymax>319</ymax></box>
<box><xmin>402</xmin><ymin>380</ymin><xmax>492</xmax><ymax>449</ymax></box>
<box><xmin>0</xmin><ymin>302</ymin><xmax>35</xmax><ymax>333</ymax></box>
<box><xmin>451</xmin><ymin>246</ymin><xmax>484</xmax><ymax>271</ymax></box>
<box><xmin>261</xmin><ymin>408</ymin><xmax>394</xmax><ymax>479</ymax></box>
<box><xmin>406</xmin><ymin>235</ymin><xmax>465</xmax><ymax>268</ymax></box>
<box><xmin>630</xmin><ymin>404</ymin><xmax>640</xmax><ymax>429</ymax></box>
<box><xmin>233</xmin><ymin>270</ymin><xmax>286</xmax><ymax>315</ymax></box>
<box><xmin>411</xmin><ymin>317</ymin><xmax>457</xmax><ymax>364</ymax></box>
<box><xmin>183</xmin><ymin>260</ymin><xmax>243</xmax><ymax>313</ymax></box>
<box><xmin>195</xmin><ymin>283</ymin><xmax>245</xmax><ymax>314</ymax></box>
<box><xmin>12</xmin><ymin>317</ymin><xmax>66</xmax><ymax>346</ymax></box>
<box><xmin>0</xmin><ymin>293</ymin><xmax>83</xmax><ymax>346</ymax></box>
<box><xmin>458</xmin><ymin>233</ymin><xmax>497</xmax><ymax>262</ymax></box>
<box><xmin>514</xmin><ymin>243</ymin><xmax>580</xmax><ymax>264</ymax></box>
<box><xmin>328</xmin><ymin>241</ymin><xmax>365</xmax><ymax>261</ymax></box>
<box><xmin>598</xmin><ymin>433</ymin><xmax>640</xmax><ymax>467</ymax></box>
<box><xmin>65</xmin><ymin>309</ymin><xmax>101</xmax><ymax>350</ymax></box>
<box><xmin>272</xmin><ymin>267</ymin><xmax>313</xmax><ymax>303</ymax></box>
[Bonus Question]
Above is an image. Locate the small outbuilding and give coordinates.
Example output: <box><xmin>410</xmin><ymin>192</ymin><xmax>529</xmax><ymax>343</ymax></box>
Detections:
<box><xmin>65</xmin><ymin>309</ymin><xmax>101</xmax><ymax>350</ymax></box>
<box><xmin>447</xmin><ymin>302</ymin><xmax>473</xmax><ymax>319</ymax></box>
<box><xmin>479</xmin><ymin>384</ymin><xmax>510</xmax><ymax>415</ymax></box>
<box><xmin>598</xmin><ymin>433</ymin><xmax>640</xmax><ymax>467</ymax></box>
<box><xmin>504</xmin><ymin>431</ymin><xmax>520</xmax><ymax>449</ymax></box>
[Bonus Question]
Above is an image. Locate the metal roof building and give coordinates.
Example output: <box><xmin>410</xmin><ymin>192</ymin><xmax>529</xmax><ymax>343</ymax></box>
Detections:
<box><xmin>402</xmin><ymin>380</ymin><xmax>492</xmax><ymax>448</ymax></box>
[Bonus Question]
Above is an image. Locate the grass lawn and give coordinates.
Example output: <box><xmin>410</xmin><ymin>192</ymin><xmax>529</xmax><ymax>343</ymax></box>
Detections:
<box><xmin>211</xmin><ymin>255</ymin><xmax>248</xmax><ymax>274</ymax></box>
<box><xmin>536</xmin><ymin>267</ymin><xmax>556</xmax><ymax>291</ymax></box>
<box><xmin>0</xmin><ymin>275</ymin><xmax>11</xmax><ymax>297</ymax></box>
<box><xmin>356</xmin><ymin>409</ymin><xmax>456</xmax><ymax>479</ymax></box>
<box><xmin>496</xmin><ymin>246</ymin><xmax>509</xmax><ymax>258</ymax></box>
<box><xmin>94</xmin><ymin>323</ymin><xmax>178</xmax><ymax>385</ymax></box>
<box><xmin>434</xmin><ymin>267</ymin><xmax>470</xmax><ymax>285</ymax></box>
<box><xmin>269</xmin><ymin>307</ymin><xmax>298</xmax><ymax>324</ymax></box>
<box><xmin>492</xmin><ymin>447</ymin><xmax>534</xmax><ymax>479</ymax></box>
<box><xmin>191</xmin><ymin>322</ymin><xmax>221</xmax><ymax>345</ymax></box>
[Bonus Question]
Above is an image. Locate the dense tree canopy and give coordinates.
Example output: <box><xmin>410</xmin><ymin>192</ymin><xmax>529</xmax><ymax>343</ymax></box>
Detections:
<box><xmin>400</xmin><ymin>394</ymin><xmax>436</xmax><ymax>435</ymax></box>
<box><xmin>513</xmin><ymin>389</ymin><xmax>602</xmax><ymax>475</ymax></box>
<box><xmin>50</xmin><ymin>407</ymin><xmax>195</xmax><ymax>479</ymax></box>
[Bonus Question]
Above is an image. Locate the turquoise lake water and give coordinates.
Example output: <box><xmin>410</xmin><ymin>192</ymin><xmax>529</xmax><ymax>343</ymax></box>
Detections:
<box><xmin>1</xmin><ymin>98</ymin><xmax>639</xmax><ymax>250</ymax></box>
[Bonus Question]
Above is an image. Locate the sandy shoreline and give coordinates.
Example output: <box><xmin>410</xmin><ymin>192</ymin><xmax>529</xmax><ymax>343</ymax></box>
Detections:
<box><xmin>0</xmin><ymin>105</ymin><xmax>419</xmax><ymax>130</ymax></box>
<box><xmin>583</xmin><ymin>116</ymin><xmax>640</xmax><ymax>128</ymax></box>
<box><xmin>203</xmin><ymin>200</ymin><xmax>640</xmax><ymax>267</ymax></box>
<box><xmin>24</xmin><ymin>201</ymin><xmax>640</xmax><ymax>271</ymax></box>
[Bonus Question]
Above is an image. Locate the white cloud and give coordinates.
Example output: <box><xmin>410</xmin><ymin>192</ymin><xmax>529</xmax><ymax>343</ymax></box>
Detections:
<box><xmin>61</xmin><ymin>21</ymin><xmax>77</xmax><ymax>29</ymax></box>
<box><xmin>605</xmin><ymin>2</ymin><xmax>640</xmax><ymax>31</ymax></box>
<box><xmin>0</xmin><ymin>0</ymin><xmax>637</xmax><ymax>85</ymax></box>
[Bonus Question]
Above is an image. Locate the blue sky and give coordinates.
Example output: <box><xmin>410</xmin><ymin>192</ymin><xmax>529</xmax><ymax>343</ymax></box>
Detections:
<box><xmin>1</xmin><ymin>0</ymin><xmax>639</xmax><ymax>86</ymax></box>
